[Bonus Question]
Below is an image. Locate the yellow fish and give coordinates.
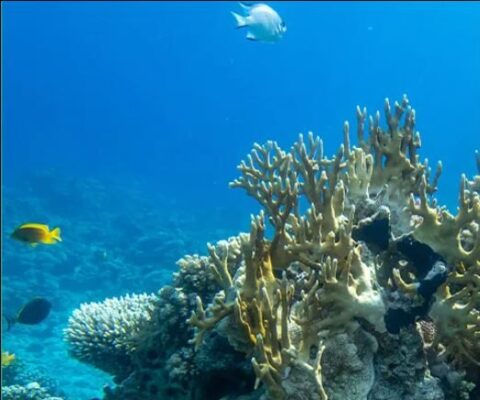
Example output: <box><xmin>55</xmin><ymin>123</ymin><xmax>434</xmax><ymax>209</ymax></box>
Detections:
<box><xmin>1</xmin><ymin>351</ymin><xmax>15</xmax><ymax>367</ymax></box>
<box><xmin>11</xmin><ymin>223</ymin><xmax>62</xmax><ymax>246</ymax></box>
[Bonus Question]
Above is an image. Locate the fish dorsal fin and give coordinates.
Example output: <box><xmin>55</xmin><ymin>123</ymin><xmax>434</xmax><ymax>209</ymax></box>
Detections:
<box><xmin>239</xmin><ymin>2</ymin><xmax>252</xmax><ymax>12</ymax></box>
<box><xmin>231</xmin><ymin>11</ymin><xmax>248</xmax><ymax>29</ymax></box>
<box><xmin>18</xmin><ymin>223</ymin><xmax>49</xmax><ymax>231</ymax></box>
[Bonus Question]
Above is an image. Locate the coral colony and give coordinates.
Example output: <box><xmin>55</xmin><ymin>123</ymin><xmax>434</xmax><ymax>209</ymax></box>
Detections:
<box><xmin>64</xmin><ymin>96</ymin><xmax>479</xmax><ymax>400</ymax></box>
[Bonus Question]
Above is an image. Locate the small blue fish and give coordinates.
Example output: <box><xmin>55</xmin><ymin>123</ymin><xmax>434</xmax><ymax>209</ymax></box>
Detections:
<box><xmin>231</xmin><ymin>2</ymin><xmax>286</xmax><ymax>43</ymax></box>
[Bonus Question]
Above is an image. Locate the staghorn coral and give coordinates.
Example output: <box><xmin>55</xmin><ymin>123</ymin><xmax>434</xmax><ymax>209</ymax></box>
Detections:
<box><xmin>466</xmin><ymin>151</ymin><xmax>480</xmax><ymax>195</ymax></box>
<box><xmin>353</xmin><ymin>96</ymin><xmax>441</xmax><ymax>200</ymax></box>
<box><xmin>343</xmin><ymin>97</ymin><xmax>442</xmax><ymax>239</ymax></box>
<box><xmin>408</xmin><ymin>155</ymin><xmax>480</xmax><ymax>371</ymax></box>
<box><xmin>292</xmin><ymin>249</ymin><xmax>385</xmax><ymax>344</ymax></box>
<box><xmin>187</xmin><ymin>95</ymin><xmax>472</xmax><ymax>399</ymax></box>
<box><xmin>428</xmin><ymin>264</ymin><xmax>480</xmax><ymax>367</ymax></box>
<box><xmin>66</xmin><ymin>96</ymin><xmax>479</xmax><ymax>400</ymax></box>
<box><xmin>409</xmin><ymin>175</ymin><xmax>480</xmax><ymax>266</ymax></box>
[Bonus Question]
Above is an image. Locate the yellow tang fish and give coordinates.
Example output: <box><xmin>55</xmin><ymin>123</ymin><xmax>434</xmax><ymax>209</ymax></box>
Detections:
<box><xmin>1</xmin><ymin>351</ymin><xmax>15</xmax><ymax>367</ymax></box>
<box><xmin>11</xmin><ymin>223</ymin><xmax>62</xmax><ymax>246</ymax></box>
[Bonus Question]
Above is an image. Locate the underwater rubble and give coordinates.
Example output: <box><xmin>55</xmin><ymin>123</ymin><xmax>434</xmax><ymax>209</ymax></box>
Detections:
<box><xmin>64</xmin><ymin>96</ymin><xmax>480</xmax><ymax>400</ymax></box>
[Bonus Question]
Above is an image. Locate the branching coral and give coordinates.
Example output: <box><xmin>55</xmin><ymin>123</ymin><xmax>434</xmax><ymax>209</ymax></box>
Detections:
<box><xmin>174</xmin><ymin>235</ymin><xmax>245</xmax><ymax>302</ymax></box>
<box><xmin>248</xmin><ymin>273</ymin><xmax>295</xmax><ymax>399</ymax></box>
<box><xmin>340</xmin><ymin>97</ymin><xmax>442</xmax><ymax>240</ymax></box>
<box><xmin>188</xmin><ymin>213</ymin><xmax>280</xmax><ymax>349</ymax></box>
<box><xmin>230</xmin><ymin>142</ymin><xmax>299</xmax><ymax>270</ymax></box>
<box><xmin>64</xmin><ymin>293</ymin><xmax>157</xmax><ymax>377</ymax></box>
<box><xmin>188</xmin><ymin>214</ymin><xmax>302</xmax><ymax>398</ymax></box>
<box><xmin>429</xmin><ymin>261</ymin><xmax>480</xmax><ymax>367</ymax></box>
<box><xmin>66</xmin><ymin>95</ymin><xmax>480</xmax><ymax>400</ymax></box>
<box><xmin>407</xmin><ymin>154</ymin><xmax>480</xmax><ymax>369</ymax></box>
<box><xmin>187</xmin><ymin>95</ymin><xmax>480</xmax><ymax>399</ymax></box>
<box><xmin>354</xmin><ymin>96</ymin><xmax>442</xmax><ymax>200</ymax></box>
<box><xmin>185</xmin><ymin>96</ymin><xmax>445</xmax><ymax>399</ymax></box>
<box><xmin>466</xmin><ymin>150</ymin><xmax>480</xmax><ymax>194</ymax></box>
<box><xmin>294</xmin><ymin>249</ymin><xmax>385</xmax><ymax>335</ymax></box>
<box><xmin>410</xmin><ymin>175</ymin><xmax>480</xmax><ymax>266</ymax></box>
<box><xmin>291</xmin><ymin>132</ymin><xmax>347</xmax><ymax>233</ymax></box>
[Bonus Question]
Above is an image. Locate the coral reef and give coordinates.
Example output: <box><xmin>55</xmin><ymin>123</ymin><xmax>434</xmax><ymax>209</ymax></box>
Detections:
<box><xmin>64</xmin><ymin>293</ymin><xmax>157</xmax><ymax>378</ymax></box>
<box><xmin>3</xmin><ymin>172</ymin><xmax>229</xmax><ymax>399</ymax></box>
<box><xmin>65</xmin><ymin>237</ymin><xmax>254</xmax><ymax>399</ymax></box>
<box><xmin>1</xmin><ymin>382</ymin><xmax>64</xmax><ymax>400</ymax></box>
<box><xmin>1</xmin><ymin>352</ymin><xmax>67</xmax><ymax>399</ymax></box>
<box><xmin>65</xmin><ymin>96</ymin><xmax>480</xmax><ymax>400</ymax></box>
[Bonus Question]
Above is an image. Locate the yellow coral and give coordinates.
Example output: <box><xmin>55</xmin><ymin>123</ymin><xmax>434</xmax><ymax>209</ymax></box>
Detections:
<box><xmin>188</xmin><ymin>95</ymin><xmax>480</xmax><ymax>396</ymax></box>
<box><xmin>410</xmin><ymin>175</ymin><xmax>480</xmax><ymax>266</ymax></box>
<box><xmin>408</xmin><ymin>151</ymin><xmax>480</xmax><ymax>368</ymax></box>
<box><xmin>429</xmin><ymin>278</ymin><xmax>480</xmax><ymax>366</ymax></box>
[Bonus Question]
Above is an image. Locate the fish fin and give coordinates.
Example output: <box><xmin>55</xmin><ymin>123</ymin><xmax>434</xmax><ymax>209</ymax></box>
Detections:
<box><xmin>50</xmin><ymin>227</ymin><xmax>62</xmax><ymax>242</ymax></box>
<box><xmin>231</xmin><ymin>11</ymin><xmax>248</xmax><ymax>28</ymax></box>
<box><xmin>30</xmin><ymin>243</ymin><xmax>39</xmax><ymax>247</ymax></box>
<box><xmin>18</xmin><ymin>223</ymin><xmax>49</xmax><ymax>230</ymax></box>
<box><xmin>238</xmin><ymin>2</ymin><xmax>252</xmax><ymax>12</ymax></box>
<box><xmin>246</xmin><ymin>32</ymin><xmax>258</xmax><ymax>41</ymax></box>
<box><xmin>5</xmin><ymin>315</ymin><xmax>16</xmax><ymax>331</ymax></box>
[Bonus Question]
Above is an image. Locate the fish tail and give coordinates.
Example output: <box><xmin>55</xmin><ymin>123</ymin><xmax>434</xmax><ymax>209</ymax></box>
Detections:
<box><xmin>5</xmin><ymin>315</ymin><xmax>15</xmax><ymax>331</ymax></box>
<box><xmin>231</xmin><ymin>11</ymin><xmax>248</xmax><ymax>29</ymax></box>
<box><xmin>50</xmin><ymin>227</ymin><xmax>62</xmax><ymax>242</ymax></box>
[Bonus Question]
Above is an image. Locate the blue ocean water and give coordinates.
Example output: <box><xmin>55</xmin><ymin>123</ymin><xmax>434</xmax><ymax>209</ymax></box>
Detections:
<box><xmin>2</xmin><ymin>2</ymin><xmax>479</xmax><ymax>399</ymax></box>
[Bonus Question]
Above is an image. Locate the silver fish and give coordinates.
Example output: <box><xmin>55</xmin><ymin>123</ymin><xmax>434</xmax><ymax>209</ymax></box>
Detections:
<box><xmin>231</xmin><ymin>2</ymin><xmax>286</xmax><ymax>43</ymax></box>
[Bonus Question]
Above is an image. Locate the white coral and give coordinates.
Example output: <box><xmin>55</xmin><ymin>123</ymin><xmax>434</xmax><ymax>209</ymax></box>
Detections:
<box><xmin>64</xmin><ymin>293</ymin><xmax>157</xmax><ymax>375</ymax></box>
